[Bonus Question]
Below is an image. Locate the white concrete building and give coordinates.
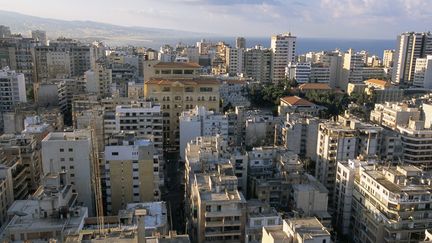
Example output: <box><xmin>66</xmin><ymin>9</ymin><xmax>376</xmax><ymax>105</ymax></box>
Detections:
<box><xmin>114</xmin><ymin>101</ymin><xmax>163</xmax><ymax>153</ymax></box>
<box><xmin>413</xmin><ymin>55</ymin><xmax>432</xmax><ymax>89</ymax></box>
<box><xmin>271</xmin><ymin>33</ymin><xmax>296</xmax><ymax>83</ymax></box>
<box><xmin>383</xmin><ymin>49</ymin><xmax>394</xmax><ymax>68</ymax></box>
<box><xmin>179</xmin><ymin>106</ymin><xmax>228</xmax><ymax>159</ymax></box>
<box><xmin>85</xmin><ymin>62</ymin><xmax>112</xmax><ymax>98</ymax></box>
<box><xmin>226</xmin><ymin>47</ymin><xmax>244</xmax><ymax>76</ymax></box>
<box><xmin>392</xmin><ymin>32</ymin><xmax>432</xmax><ymax>85</ymax></box>
<box><xmin>370</xmin><ymin>102</ymin><xmax>421</xmax><ymax>130</ymax></box>
<box><xmin>1</xmin><ymin>172</ymin><xmax>88</xmax><ymax>242</ymax></box>
<box><xmin>220</xmin><ymin>79</ymin><xmax>251</xmax><ymax>108</ymax></box>
<box><xmin>334</xmin><ymin>159</ymin><xmax>372</xmax><ymax>236</ymax></box>
<box><xmin>41</xmin><ymin>130</ymin><xmax>95</xmax><ymax>215</ymax></box>
<box><xmin>246</xmin><ymin>200</ymin><xmax>282</xmax><ymax>243</ymax></box>
<box><xmin>0</xmin><ymin>67</ymin><xmax>26</xmax><ymax>131</ymax></box>
<box><xmin>262</xmin><ymin>217</ymin><xmax>331</xmax><ymax>243</ymax></box>
<box><xmin>351</xmin><ymin>164</ymin><xmax>432</xmax><ymax>243</ymax></box>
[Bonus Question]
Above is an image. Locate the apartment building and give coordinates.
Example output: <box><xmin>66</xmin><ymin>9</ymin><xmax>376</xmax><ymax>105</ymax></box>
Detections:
<box><xmin>392</xmin><ymin>32</ymin><xmax>432</xmax><ymax>85</ymax></box>
<box><xmin>0</xmin><ymin>133</ymin><xmax>43</xmax><ymax>192</ymax></box>
<box><xmin>1</xmin><ymin>172</ymin><xmax>88</xmax><ymax>242</ymax></box>
<box><xmin>34</xmin><ymin>38</ymin><xmax>92</xmax><ymax>82</ymax></box>
<box><xmin>144</xmin><ymin>66</ymin><xmax>220</xmax><ymax>150</ymax></box>
<box><xmin>244</xmin><ymin>45</ymin><xmax>272</xmax><ymax>83</ymax></box>
<box><xmin>188</xmin><ymin>167</ymin><xmax>247</xmax><ymax>243</ymax></box>
<box><xmin>261</xmin><ymin>217</ymin><xmax>331</xmax><ymax>243</ymax></box>
<box><xmin>364</xmin><ymin>79</ymin><xmax>404</xmax><ymax>103</ymax></box>
<box><xmin>0</xmin><ymin>67</ymin><xmax>27</xmax><ymax>131</ymax></box>
<box><xmin>370</xmin><ymin>102</ymin><xmax>421</xmax><ymax>130</ymax></box>
<box><xmin>315</xmin><ymin>115</ymin><xmax>383</xmax><ymax>207</ymax></box>
<box><xmin>397</xmin><ymin>119</ymin><xmax>432</xmax><ymax>168</ymax></box>
<box><xmin>179</xmin><ymin>106</ymin><xmax>228</xmax><ymax>159</ymax></box>
<box><xmin>413</xmin><ymin>55</ymin><xmax>432</xmax><ymax>89</ymax></box>
<box><xmin>219</xmin><ymin>79</ymin><xmax>250</xmax><ymax>108</ymax></box>
<box><xmin>0</xmin><ymin>163</ymin><xmax>14</xmax><ymax>228</ymax></box>
<box><xmin>351</xmin><ymin>164</ymin><xmax>432</xmax><ymax>243</ymax></box>
<box><xmin>104</xmin><ymin>133</ymin><xmax>162</xmax><ymax>215</ymax></box>
<box><xmin>114</xmin><ymin>101</ymin><xmax>163</xmax><ymax>153</ymax></box>
<box><xmin>85</xmin><ymin>61</ymin><xmax>113</xmax><ymax>98</ymax></box>
<box><xmin>271</xmin><ymin>33</ymin><xmax>296</xmax><ymax>83</ymax></box>
<box><xmin>41</xmin><ymin>130</ymin><xmax>95</xmax><ymax>215</ymax></box>
<box><xmin>0</xmin><ymin>36</ymin><xmax>37</xmax><ymax>84</ymax></box>
<box><xmin>278</xmin><ymin>113</ymin><xmax>320</xmax><ymax>161</ymax></box>
<box><xmin>245</xmin><ymin>200</ymin><xmax>282</xmax><ymax>243</ymax></box>
<box><xmin>226</xmin><ymin>47</ymin><xmax>244</xmax><ymax>76</ymax></box>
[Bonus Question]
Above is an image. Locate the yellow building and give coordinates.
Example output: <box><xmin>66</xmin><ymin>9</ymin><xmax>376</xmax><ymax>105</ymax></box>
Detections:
<box><xmin>144</xmin><ymin>63</ymin><xmax>220</xmax><ymax>150</ymax></box>
<box><xmin>104</xmin><ymin>132</ymin><xmax>161</xmax><ymax>215</ymax></box>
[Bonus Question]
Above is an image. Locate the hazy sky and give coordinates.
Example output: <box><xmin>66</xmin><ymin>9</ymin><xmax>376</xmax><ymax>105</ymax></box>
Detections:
<box><xmin>0</xmin><ymin>0</ymin><xmax>431</xmax><ymax>38</ymax></box>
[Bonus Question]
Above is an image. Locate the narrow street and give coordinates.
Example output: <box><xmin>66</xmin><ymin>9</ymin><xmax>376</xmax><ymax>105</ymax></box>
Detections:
<box><xmin>163</xmin><ymin>152</ymin><xmax>186</xmax><ymax>233</ymax></box>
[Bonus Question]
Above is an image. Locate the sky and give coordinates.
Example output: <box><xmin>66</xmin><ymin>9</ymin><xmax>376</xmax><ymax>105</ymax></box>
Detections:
<box><xmin>0</xmin><ymin>0</ymin><xmax>431</xmax><ymax>39</ymax></box>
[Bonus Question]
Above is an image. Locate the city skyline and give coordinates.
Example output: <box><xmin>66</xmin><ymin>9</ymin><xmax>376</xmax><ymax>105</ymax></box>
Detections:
<box><xmin>0</xmin><ymin>0</ymin><xmax>431</xmax><ymax>39</ymax></box>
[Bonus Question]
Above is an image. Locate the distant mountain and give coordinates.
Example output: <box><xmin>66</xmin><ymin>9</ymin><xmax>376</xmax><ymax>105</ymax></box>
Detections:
<box><xmin>0</xmin><ymin>10</ymin><xmax>213</xmax><ymax>47</ymax></box>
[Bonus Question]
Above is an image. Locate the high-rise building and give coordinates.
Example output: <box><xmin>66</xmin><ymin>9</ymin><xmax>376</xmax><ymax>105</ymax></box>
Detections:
<box><xmin>236</xmin><ymin>37</ymin><xmax>246</xmax><ymax>49</ymax></box>
<box><xmin>413</xmin><ymin>55</ymin><xmax>432</xmax><ymax>88</ymax></box>
<box><xmin>31</xmin><ymin>30</ymin><xmax>47</xmax><ymax>46</ymax></box>
<box><xmin>85</xmin><ymin>62</ymin><xmax>112</xmax><ymax>98</ymax></box>
<box><xmin>0</xmin><ymin>36</ymin><xmax>37</xmax><ymax>84</ymax></box>
<box><xmin>113</xmin><ymin>101</ymin><xmax>163</xmax><ymax>153</ymax></box>
<box><xmin>244</xmin><ymin>45</ymin><xmax>272</xmax><ymax>83</ymax></box>
<box><xmin>41</xmin><ymin>130</ymin><xmax>95</xmax><ymax>215</ymax></box>
<box><xmin>0</xmin><ymin>67</ymin><xmax>27</xmax><ymax>131</ymax></box>
<box><xmin>271</xmin><ymin>33</ymin><xmax>296</xmax><ymax>83</ymax></box>
<box><xmin>315</xmin><ymin>115</ymin><xmax>382</xmax><ymax>207</ymax></box>
<box><xmin>383</xmin><ymin>49</ymin><xmax>394</xmax><ymax>68</ymax></box>
<box><xmin>104</xmin><ymin>133</ymin><xmax>162</xmax><ymax>215</ymax></box>
<box><xmin>392</xmin><ymin>32</ymin><xmax>432</xmax><ymax>85</ymax></box>
<box><xmin>0</xmin><ymin>25</ymin><xmax>11</xmax><ymax>38</ymax></box>
<box><xmin>226</xmin><ymin>47</ymin><xmax>244</xmax><ymax>76</ymax></box>
<box><xmin>341</xmin><ymin>49</ymin><xmax>365</xmax><ymax>88</ymax></box>
<box><xmin>34</xmin><ymin>38</ymin><xmax>92</xmax><ymax>82</ymax></box>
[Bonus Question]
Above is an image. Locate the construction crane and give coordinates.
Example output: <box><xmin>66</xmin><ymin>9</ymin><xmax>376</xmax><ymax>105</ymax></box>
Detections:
<box><xmin>90</xmin><ymin>115</ymin><xmax>105</xmax><ymax>237</ymax></box>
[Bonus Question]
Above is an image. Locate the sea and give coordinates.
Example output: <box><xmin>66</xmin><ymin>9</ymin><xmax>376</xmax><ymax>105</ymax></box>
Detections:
<box><xmin>147</xmin><ymin>37</ymin><xmax>395</xmax><ymax>57</ymax></box>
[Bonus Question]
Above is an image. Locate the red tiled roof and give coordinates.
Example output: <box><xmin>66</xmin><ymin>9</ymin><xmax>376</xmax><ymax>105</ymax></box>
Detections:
<box><xmin>280</xmin><ymin>96</ymin><xmax>315</xmax><ymax>106</ymax></box>
<box><xmin>364</xmin><ymin>79</ymin><xmax>390</xmax><ymax>87</ymax></box>
<box><xmin>298</xmin><ymin>83</ymin><xmax>332</xmax><ymax>90</ymax></box>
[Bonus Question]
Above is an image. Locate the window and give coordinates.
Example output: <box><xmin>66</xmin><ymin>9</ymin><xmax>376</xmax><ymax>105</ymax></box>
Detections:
<box><xmin>71</xmin><ymin>174</ymin><xmax>75</xmax><ymax>177</ymax></box>
<box><xmin>173</xmin><ymin>69</ymin><xmax>182</xmax><ymax>74</ymax></box>
<box><xmin>184</xmin><ymin>70</ymin><xmax>194</xmax><ymax>75</ymax></box>
<box><xmin>185</xmin><ymin>87</ymin><xmax>194</xmax><ymax>92</ymax></box>
<box><xmin>162</xmin><ymin>87</ymin><xmax>171</xmax><ymax>92</ymax></box>
<box><xmin>200</xmin><ymin>87</ymin><xmax>213</xmax><ymax>92</ymax></box>
<box><xmin>69</xmin><ymin>158</ymin><xmax>74</xmax><ymax>162</ymax></box>
<box><xmin>60</xmin><ymin>158</ymin><xmax>65</xmax><ymax>162</ymax></box>
<box><xmin>60</xmin><ymin>148</ymin><xmax>64</xmax><ymax>152</ymax></box>
<box><xmin>161</xmin><ymin>70</ymin><xmax>171</xmax><ymax>75</ymax></box>
<box><xmin>206</xmin><ymin>205</ymin><xmax>211</xmax><ymax>212</ymax></box>
<box><xmin>70</xmin><ymin>166</ymin><xmax>74</xmax><ymax>169</ymax></box>
<box><xmin>68</xmin><ymin>148</ymin><xmax>73</xmax><ymax>152</ymax></box>
<box><xmin>217</xmin><ymin>205</ymin><xmax>222</xmax><ymax>211</ymax></box>
<box><xmin>112</xmin><ymin>152</ymin><xmax>119</xmax><ymax>156</ymax></box>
